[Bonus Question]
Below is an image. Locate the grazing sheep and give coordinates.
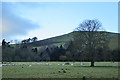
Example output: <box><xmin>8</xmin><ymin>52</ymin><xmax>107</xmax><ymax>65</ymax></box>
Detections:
<box><xmin>46</xmin><ymin>63</ymin><xmax>48</xmax><ymax>65</ymax></box>
<box><xmin>80</xmin><ymin>63</ymin><xmax>83</xmax><ymax>66</ymax></box>
<box><xmin>29</xmin><ymin>65</ymin><xmax>32</xmax><ymax>67</ymax></box>
<box><xmin>2</xmin><ymin>64</ymin><xmax>7</xmax><ymax>66</ymax></box>
<box><xmin>49</xmin><ymin>64</ymin><xmax>52</xmax><ymax>66</ymax></box>
<box><xmin>0</xmin><ymin>64</ymin><xmax>2</xmax><ymax>67</ymax></box>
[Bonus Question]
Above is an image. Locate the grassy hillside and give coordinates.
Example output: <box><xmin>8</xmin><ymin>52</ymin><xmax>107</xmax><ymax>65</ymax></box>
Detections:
<box><xmin>29</xmin><ymin>31</ymin><xmax>119</xmax><ymax>50</ymax></box>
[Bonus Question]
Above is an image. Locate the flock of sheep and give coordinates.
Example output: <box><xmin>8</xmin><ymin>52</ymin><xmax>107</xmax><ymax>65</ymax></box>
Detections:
<box><xmin>0</xmin><ymin>63</ymin><xmax>84</xmax><ymax>67</ymax></box>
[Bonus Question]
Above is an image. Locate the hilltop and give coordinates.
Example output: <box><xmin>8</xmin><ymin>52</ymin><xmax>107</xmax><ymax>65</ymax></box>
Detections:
<box><xmin>28</xmin><ymin>31</ymin><xmax>119</xmax><ymax>50</ymax></box>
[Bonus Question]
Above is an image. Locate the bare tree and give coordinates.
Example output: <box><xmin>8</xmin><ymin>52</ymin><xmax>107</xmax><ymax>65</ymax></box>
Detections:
<box><xmin>21</xmin><ymin>40</ymin><xmax>27</xmax><ymax>44</ymax></box>
<box><xmin>2</xmin><ymin>39</ymin><xmax>6</xmax><ymax>46</ymax></box>
<box><xmin>26</xmin><ymin>38</ymin><xmax>31</xmax><ymax>43</ymax></box>
<box><xmin>74</xmin><ymin>19</ymin><xmax>109</xmax><ymax>67</ymax></box>
<box><xmin>32</xmin><ymin>37</ymin><xmax>38</xmax><ymax>42</ymax></box>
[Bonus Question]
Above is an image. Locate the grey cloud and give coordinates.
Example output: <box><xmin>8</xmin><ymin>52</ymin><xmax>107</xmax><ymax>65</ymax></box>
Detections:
<box><xmin>2</xmin><ymin>2</ymin><xmax>40</xmax><ymax>40</ymax></box>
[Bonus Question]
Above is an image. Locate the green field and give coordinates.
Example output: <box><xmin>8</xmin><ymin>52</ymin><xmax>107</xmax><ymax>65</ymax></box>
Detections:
<box><xmin>2</xmin><ymin>62</ymin><xmax>120</xmax><ymax>78</ymax></box>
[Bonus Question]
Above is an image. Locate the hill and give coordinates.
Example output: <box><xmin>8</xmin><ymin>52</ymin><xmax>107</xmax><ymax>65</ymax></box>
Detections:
<box><xmin>28</xmin><ymin>31</ymin><xmax>119</xmax><ymax>50</ymax></box>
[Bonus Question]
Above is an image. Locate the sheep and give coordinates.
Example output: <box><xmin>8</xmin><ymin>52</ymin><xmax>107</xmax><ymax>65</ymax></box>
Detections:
<box><xmin>29</xmin><ymin>65</ymin><xmax>32</xmax><ymax>67</ymax></box>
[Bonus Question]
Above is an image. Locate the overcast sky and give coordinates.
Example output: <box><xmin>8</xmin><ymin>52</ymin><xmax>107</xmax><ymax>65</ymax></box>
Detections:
<box><xmin>1</xmin><ymin>2</ymin><xmax>118</xmax><ymax>42</ymax></box>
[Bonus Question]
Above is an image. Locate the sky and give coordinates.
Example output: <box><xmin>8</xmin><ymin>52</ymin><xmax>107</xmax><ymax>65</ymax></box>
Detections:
<box><xmin>1</xmin><ymin>2</ymin><xmax>118</xmax><ymax>42</ymax></box>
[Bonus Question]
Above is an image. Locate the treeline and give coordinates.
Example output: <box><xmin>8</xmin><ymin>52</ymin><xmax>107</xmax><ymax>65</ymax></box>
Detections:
<box><xmin>2</xmin><ymin>39</ymin><xmax>66</xmax><ymax>62</ymax></box>
<box><xmin>21</xmin><ymin>37</ymin><xmax>38</xmax><ymax>43</ymax></box>
<box><xmin>2</xmin><ymin>39</ymin><xmax>40</xmax><ymax>62</ymax></box>
<box><xmin>2</xmin><ymin>38</ymin><xmax>120</xmax><ymax>62</ymax></box>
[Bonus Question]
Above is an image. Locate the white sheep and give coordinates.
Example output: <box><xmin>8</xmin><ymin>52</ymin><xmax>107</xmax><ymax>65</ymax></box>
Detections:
<box><xmin>29</xmin><ymin>65</ymin><xmax>32</xmax><ymax>67</ymax></box>
<box><xmin>0</xmin><ymin>64</ymin><xmax>2</xmax><ymax>67</ymax></box>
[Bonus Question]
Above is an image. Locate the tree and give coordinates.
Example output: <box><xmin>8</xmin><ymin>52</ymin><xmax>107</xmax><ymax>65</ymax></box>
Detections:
<box><xmin>65</xmin><ymin>41</ymin><xmax>77</xmax><ymax>61</ymax></box>
<box><xmin>7</xmin><ymin>42</ymin><xmax>10</xmax><ymax>47</ymax></box>
<box><xmin>21</xmin><ymin>40</ymin><xmax>27</xmax><ymax>44</ymax></box>
<box><xmin>74</xmin><ymin>19</ymin><xmax>109</xmax><ymax>67</ymax></box>
<box><xmin>32</xmin><ymin>37</ymin><xmax>38</xmax><ymax>42</ymax></box>
<box><xmin>21</xmin><ymin>40</ymin><xmax>27</xmax><ymax>48</ymax></box>
<box><xmin>2</xmin><ymin>39</ymin><xmax>6</xmax><ymax>46</ymax></box>
<box><xmin>26</xmin><ymin>38</ymin><xmax>31</xmax><ymax>43</ymax></box>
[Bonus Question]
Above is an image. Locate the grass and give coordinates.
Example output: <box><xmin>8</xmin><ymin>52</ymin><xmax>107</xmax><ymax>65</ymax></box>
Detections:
<box><xmin>2</xmin><ymin>62</ymin><xmax>119</xmax><ymax>78</ymax></box>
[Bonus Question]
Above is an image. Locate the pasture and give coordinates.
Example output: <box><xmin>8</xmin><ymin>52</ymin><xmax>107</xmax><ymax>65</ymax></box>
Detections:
<box><xmin>2</xmin><ymin>62</ymin><xmax>120</xmax><ymax>78</ymax></box>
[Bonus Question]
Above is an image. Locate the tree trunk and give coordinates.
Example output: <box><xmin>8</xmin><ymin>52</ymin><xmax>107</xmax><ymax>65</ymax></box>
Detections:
<box><xmin>90</xmin><ymin>61</ymin><xmax>94</xmax><ymax>67</ymax></box>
